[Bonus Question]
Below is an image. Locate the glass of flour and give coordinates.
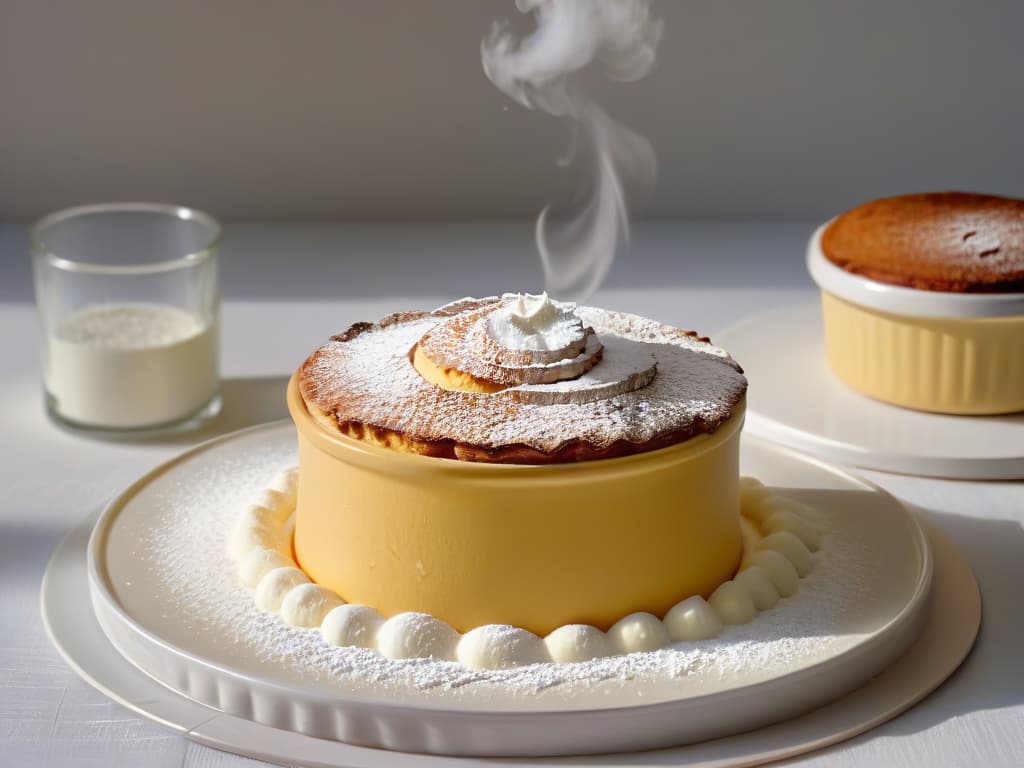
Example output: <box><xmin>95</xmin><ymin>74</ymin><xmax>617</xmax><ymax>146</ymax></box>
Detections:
<box><xmin>31</xmin><ymin>203</ymin><xmax>221</xmax><ymax>432</ymax></box>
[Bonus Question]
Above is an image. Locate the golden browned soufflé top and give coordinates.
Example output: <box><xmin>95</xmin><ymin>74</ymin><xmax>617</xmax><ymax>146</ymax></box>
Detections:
<box><xmin>822</xmin><ymin>192</ymin><xmax>1024</xmax><ymax>292</ymax></box>
<box><xmin>298</xmin><ymin>295</ymin><xmax>747</xmax><ymax>464</ymax></box>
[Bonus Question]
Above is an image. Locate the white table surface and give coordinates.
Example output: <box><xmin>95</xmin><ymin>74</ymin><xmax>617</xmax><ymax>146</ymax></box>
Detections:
<box><xmin>1</xmin><ymin>221</ymin><xmax>1021</xmax><ymax>767</ymax></box>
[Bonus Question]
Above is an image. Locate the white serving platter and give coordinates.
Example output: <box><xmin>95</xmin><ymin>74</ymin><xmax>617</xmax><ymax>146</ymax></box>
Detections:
<box><xmin>715</xmin><ymin>301</ymin><xmax>1024</xmax><ymax>480</ymax></box>
<box><xmin>43</xmin><ymin>493</ymin><xmax>979</xmax><ymax>766</ymax></box>
<box><xmin>55</xmin><ymin>421</ymin><xmax>956</xmax><ymax>758</ymax></box>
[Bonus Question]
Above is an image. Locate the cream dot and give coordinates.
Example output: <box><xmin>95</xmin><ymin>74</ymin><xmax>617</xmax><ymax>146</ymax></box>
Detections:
<box><xmin>760</xmin><ymin>531</ymin><xmax>814</xmax><ymax>576</ymax></box>
<box><xmin>544</xmin><ymin>625</ymin><xmax>611</xmax><ymax>663</ymax></box>
<box><xmin>238</xmin><ymin>547</ymin><xmax>293</xmax><ymax>588</ymax></box>
<box><xmin>457</xmin><ymin>625</ymin><xmax>548</xmax><ymax>670</ymax></box>
<box><xmin>239</xmin><ymin>503</ymin><xmax>277</xmax><ymax>528</ymax></box>
<box><xmin>229</xmin><ymin>516</ymin><xmax>284</xmax><ymax>560</ymax></box>
<box><xmin>734</xmin><ymin>566</ymin><xmax>780</xmax><ymax>611</ymax></box>
<box><xmin>738</xmin><ymin>476</ymin><xmax>764</xmax><ymax>492</ymax></box>
<box><xmin>607</xmin><ymin>612</ymin><xmax>670</xmax><ymax>654</ymax></box>
<box><xmin>267</xmin><ymin>469</ymin><xmax>299</xmax><ymax>509</ymax></box>
<box><xmin>255</xmin><ymin>567</ymin><xmax>309</xmax><ymax>613</ymax></box>
<box><xmin>278</xmin><ymin>514</ymin><xmax>296</xmax><ymax>549</ymax></box>
<box><xmin>743</xmin><ymin>493</ymin><xmax>791</xmax><ymax>525</ymax></box>
<box><xmin>280</xmin><ymin>583</ymin><xmax>344</xmax><ymax>628</ymax></box>
<box><xmin>663</xmin><ymin>596</ymin><xmax>723</xmax><ymax>642</ymax></box>
<box><xmin>321</xmin><ymin>605</ymin><xmax>385</xmax><ymax>648</ymax></box>
<box><xmin>739</xmin><ymin>480</ymin><xmax>773</xmax><ymax>510</ymax></box>
<box><xmin>709</xmin><ymin>581</ymin><xmax>756</xmax><ymax>625</ymax></box>
<box><xmin>255</xmin><ymin>488</ymin><xmax>293</xmax><ymax>524</ymax></box>
<box><xmin>762</xmin><ymin>510</ymin><xmax>821</xmax><ymax>552</ymax></box>
<box><xmin>746</xmin><ymin>550</ymin><xmax>800</xmax><ymax>597</ymax></box>
<box><xmin>376</xmin><ymin>612</ymin><xmax>459</xmax><ymax>661</ymax></box>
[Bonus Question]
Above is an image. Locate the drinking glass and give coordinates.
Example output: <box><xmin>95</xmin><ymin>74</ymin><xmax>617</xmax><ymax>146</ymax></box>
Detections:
<box><xmin>31</xmin><ymin>202</ymin><xmax>221</xmax><ymax>432</ymax></box>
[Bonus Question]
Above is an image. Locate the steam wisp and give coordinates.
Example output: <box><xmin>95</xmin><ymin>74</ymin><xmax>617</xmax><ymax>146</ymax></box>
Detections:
<box><xmin>482</xmin><ymin>0</ymin><xmax>661</xmax><ymax>302</ymax></box>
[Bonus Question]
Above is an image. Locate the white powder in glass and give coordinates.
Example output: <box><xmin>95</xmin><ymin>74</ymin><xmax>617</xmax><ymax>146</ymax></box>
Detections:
<box><xmin>134</xmin><ymin>438</ymin><xmax>875</xmax><ymax>707</ymax></box>
<box><xmin>46</xmin><ymin>303</ymin><xmax>217</xmax><ymax>428</ymax></box>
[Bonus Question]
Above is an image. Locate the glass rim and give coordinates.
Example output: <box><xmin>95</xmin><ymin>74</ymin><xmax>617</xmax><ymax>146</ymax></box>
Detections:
<box><xmin>31</xmin><ymin>202</ymin><xmax>222</xmax><ymax>276</ymax></box>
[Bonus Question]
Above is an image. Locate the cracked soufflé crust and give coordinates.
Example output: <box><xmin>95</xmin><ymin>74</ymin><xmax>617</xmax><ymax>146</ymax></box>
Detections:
<box><xmin>298</xmin><ymin>298</ymin><xmax>747</xmax><ymax>464</ymax></box>
<box><xmin>821</xmin><ymin>192</ymin><xmax>1024</xmax><ymax>293</ymax></box>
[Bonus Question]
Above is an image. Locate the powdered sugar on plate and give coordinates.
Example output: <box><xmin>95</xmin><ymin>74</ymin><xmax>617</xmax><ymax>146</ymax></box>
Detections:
<box><xmin>118</xmin><ymin>426</ymin><xmax>892</xmax><ymax>710</ymax></box>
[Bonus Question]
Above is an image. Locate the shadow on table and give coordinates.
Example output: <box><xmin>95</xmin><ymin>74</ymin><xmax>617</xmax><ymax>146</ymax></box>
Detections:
<box><xmin>174</xmin><ymin>375</ymin><xmax>291</xmax><ymax>444</ymax></box>
<box><xmin>851</xmin><ymin>506</ymin><xmax>1024</xmax><ymax>731</ymax></box>
<box><xmin>1</xmin><ymin>521</ymin><xmax>71</xmax><ymax>668</ymax></box>
<box><xmin>1</xmin><ymin>523</ymin><xmax>68</xmax><ymax>588</ymax></box>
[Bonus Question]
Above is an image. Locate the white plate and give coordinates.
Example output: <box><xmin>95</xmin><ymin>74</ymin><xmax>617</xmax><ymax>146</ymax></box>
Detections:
<box><xmin>78</xmin><ymin>421</ymin><xmax>937</xmax><ymax>756</ymax></box>
<box><xmin>715</xmin><ymin>302</ymin><xmax>1024</xmax><ymax>480</ymax></box>
<box><xmin>44</xmin><ymin>497</ymin><xmax>980</xmax><ymax>767</ymax></box>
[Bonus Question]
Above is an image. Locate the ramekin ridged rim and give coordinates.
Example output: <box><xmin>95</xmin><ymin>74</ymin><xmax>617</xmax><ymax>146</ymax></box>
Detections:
<box><xmin>806</xmin><ymin>222</ymin><xmax>1024</xmax><ymax>319</ymax></box>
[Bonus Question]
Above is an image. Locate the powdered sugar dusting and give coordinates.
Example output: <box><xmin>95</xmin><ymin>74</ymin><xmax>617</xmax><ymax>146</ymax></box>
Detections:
<box><xmin>57</xmin><ymin>303</ymin><xmax>202</xmax><ymax>348</ymax></box>
<box><xmin>512</xmin><ymin>334</ymin><xmax>657</xmax><ymax>404</ymax></box>
<box><xmin>130</xmin><ymin>435</ymin><xmax>877</xmax><ymax>708</ymax></box>
<box><xmin>301</xmin><ymin>299</ymin><xmax>747</xmax><ymax>454</ymax></box>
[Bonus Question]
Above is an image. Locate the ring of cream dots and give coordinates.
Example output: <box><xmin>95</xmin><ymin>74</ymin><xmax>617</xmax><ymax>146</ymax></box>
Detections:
<box><xmin>229</xmin><ymin>472</ymin><xmax>821</xmax><ymax>670</ymax></box>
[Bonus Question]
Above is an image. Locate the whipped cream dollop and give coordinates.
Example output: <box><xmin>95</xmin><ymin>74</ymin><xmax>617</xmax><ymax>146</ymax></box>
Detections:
<box><xmin>488</xmin><ymin>292</ymin><xmax>585</xmax><ymax>351</ymax></box>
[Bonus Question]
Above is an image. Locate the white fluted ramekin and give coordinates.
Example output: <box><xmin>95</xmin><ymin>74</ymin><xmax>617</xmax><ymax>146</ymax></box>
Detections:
<box><xmin>807</xmin><ymin>224</ymin><xmax>1024</xmax><ymax>415</ymax></box>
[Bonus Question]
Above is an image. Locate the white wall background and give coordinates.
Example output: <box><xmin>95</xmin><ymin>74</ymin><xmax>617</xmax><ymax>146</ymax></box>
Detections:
<box><xmin>2</xmin><ymin>0</ymin><xmax>1022</xmax><ymax>221</ymax></box>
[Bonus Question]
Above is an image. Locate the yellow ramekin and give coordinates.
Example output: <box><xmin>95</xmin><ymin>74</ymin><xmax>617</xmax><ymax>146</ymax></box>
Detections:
<box><xmin>808</xmin><ymin>225</ymin><xmax>1024</xmax><ymax>415</ymax></box>
<box><xmin>287</xmin><ymin>373</ymin><xmax>745</xmax><ymax>636</ymax></box>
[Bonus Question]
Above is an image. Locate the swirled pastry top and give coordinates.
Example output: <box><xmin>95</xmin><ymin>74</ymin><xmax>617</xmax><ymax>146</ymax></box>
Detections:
<box><xmin>298</xmin><ymin>297</ymin><xmax>747</xmax><ymax>463</ymax></box>
<box><xmin>822</xmin><ymin>192</ymin><xmax>1024</xmax><ymax>292</ymax></box>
